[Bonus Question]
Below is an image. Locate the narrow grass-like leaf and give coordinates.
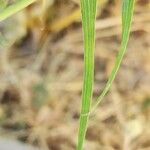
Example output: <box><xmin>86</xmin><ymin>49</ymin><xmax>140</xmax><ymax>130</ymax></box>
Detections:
<box><xmin>77</xmin><ymin>0</ymin><xmax>97</xmax><ymax>150</ymax></box>
<box><xmin>0</xmin><ymin>0</ymin><xmax>36</xmax><ymax>22</ymax></box>
<box><xmin>91</xmin><ymin>0</ymin><xmax>135</xmax><ymax>113</ymax></box>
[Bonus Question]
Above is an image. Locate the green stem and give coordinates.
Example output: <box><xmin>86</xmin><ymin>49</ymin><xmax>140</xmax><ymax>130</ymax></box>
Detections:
<box><xmin>91</xmin><ymin>0</ymin><xmax>135</xmax><ymax>113</ymax></box>
<box><xmin>0</xmin><ymin>0</ymin><xmax>36</xmax><ymax>22</ymax></box>
<box><xmin>77</xmin><ymin>0</ymin><xmax>97</xmax><ymax>150</ymax></box>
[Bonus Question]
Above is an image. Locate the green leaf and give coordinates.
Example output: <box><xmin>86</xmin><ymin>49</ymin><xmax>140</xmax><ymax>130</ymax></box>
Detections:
<box><xmin>0</xmin><ymin>0</ymin><xmax>36</xmax><ymax>22</ymax></box>
<box><xmin>77</xmin><ymin>0</ymin><xmax>135</xmax><ymax>149</ymax></box>
<box><xmin>77</xmin><ymin>0</ymin><xmax>97</xmax><ymax>150</ymax></box>
<box><xmin>91</xmin><ymin>0</ymin><xmax>135</xmax><ymax>113</ymax></box>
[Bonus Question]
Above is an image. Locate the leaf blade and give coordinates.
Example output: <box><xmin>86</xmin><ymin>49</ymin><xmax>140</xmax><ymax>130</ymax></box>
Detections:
<box><xmin>91</xmin><ymin>0</ymin><xmax>135</xmax><ymax>113</ymax></box>
<box><xmin>0</xmin><ymin>0</ymin><xmax>36</xmax><ymax>22</ymax></box>
<box><xmin>77</xmin><ymin>0</ymin><xmax>97</xmax><ymax>149</ymax></box>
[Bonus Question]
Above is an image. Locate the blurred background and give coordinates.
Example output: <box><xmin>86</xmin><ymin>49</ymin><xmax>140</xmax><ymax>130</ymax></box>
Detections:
<box><xmin>0</xmin><ymin>0</ymin><xmax>150</xmax><ymax>150</ymax></box>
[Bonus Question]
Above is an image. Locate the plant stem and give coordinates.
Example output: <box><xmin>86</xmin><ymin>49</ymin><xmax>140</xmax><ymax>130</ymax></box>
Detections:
<box><xmin>0</xmin><ymin>0</ymin><xmax>36</xmax><ymax>22</ymax></box>
<box><xmin>91</xmin><ymin>0</ymin><xmax>135</xmax><ymax>113</ymax></box>
<box><xmin>77</xmin><ymin>0</ymin><xmax>97</xmax><ymax>150</ymax></box>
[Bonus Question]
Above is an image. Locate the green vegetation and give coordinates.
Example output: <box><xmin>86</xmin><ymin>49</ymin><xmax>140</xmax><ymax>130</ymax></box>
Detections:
<box><xmin>0</xmin><ymin>0</ymin><xmax>36</xmax><ymax>22</ymax></box>
<box><xmin>77</xmin><ymin>0</ymin><xmax>135</xmax><ymax>149</ymax></box>
<box><xmin>0</xmin><ymin>0</ymin><xmax>136</xmax><ymax>150</ymax></box>
<box><xmin>77</xmin><ymin>0</ymin><xmax>97</xmax><ymax>150</ymax></box>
